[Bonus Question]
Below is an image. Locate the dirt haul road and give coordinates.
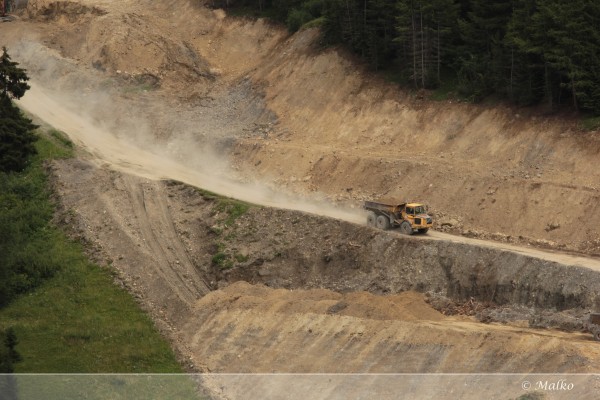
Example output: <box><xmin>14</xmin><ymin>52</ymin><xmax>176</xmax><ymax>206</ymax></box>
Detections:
<box><xmin>17</xmin><ymin>83</ymin><xmax>600</xmax><ymax>273</ymax></box>
<box><xmin>4</xmin><ymin>0</ymin><xmax>600</xmax><ymax>397</ymax></box>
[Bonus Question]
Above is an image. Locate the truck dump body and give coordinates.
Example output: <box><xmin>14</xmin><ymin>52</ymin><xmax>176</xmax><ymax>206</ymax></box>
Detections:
<box><xmin>363</xmin><ymin>200</ymin><xmax>405</xmax><ymax>215</ymax></box>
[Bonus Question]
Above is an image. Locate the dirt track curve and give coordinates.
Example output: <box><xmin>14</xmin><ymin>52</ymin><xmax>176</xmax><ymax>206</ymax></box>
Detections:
<box><xmin>17</xmin><ymin>82</ymin><xmax>600</xmax><ymax>274</ymax></box>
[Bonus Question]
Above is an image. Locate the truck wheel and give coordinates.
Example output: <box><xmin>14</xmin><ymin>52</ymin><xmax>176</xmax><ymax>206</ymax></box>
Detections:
<box><xmin>419</xmin><ymin>228</ymin><xmax>429</xmax><ymax>234</ymax></box>
<box><xmin>400</xmin><ymin>221</ymin><xmax>413</xmax><ymax>235</ymax></box>
<box><xmin>594</xmin><ymin>327</ymin><xmax>600</xmax><ymax>342</ymax></box>
<box><xmin>376</xmin><ymin>215</ymin><xmax>391</xmax><ymax>230</ymax></box>
<box><xmin>367</xmin><ymin>211</ymin><xmax>377</xmax><ymax>227</ymax></box>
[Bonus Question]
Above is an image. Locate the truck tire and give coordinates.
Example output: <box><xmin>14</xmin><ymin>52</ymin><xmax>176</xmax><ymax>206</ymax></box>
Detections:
<box><xmin>418</xmin><ymin>228</ymin><xmax>429</xmax><ymax>234</ymax></box>
<box><xmin>594</xmin><ymin>327</ymin><xmax>600</xmax><ymax>342</ymax></box>
<box><xmin>376</xmin><ymin>215</ymin><xmax>391</xmax><ymax>230</ymax></box>
<box><xmin>400</xmin><ymin>221</ymin><xmax>413</xmax><ymax>235</ymax></box>
<box><xmin>367</xmin><ymin>211</ymin><xmax>377</xmax><ymax>227</ymax></box>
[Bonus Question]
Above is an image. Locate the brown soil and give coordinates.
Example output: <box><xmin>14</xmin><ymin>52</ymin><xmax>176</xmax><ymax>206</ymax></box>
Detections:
<box><xmin>47</xmin><ymin>158</ymin><xmax>600</xmax><ymax>377</ymax></box>
<box><xmin>4</xmin><ymin>0</ymin><xmax>600</xmax><ymax>395</ymax></box>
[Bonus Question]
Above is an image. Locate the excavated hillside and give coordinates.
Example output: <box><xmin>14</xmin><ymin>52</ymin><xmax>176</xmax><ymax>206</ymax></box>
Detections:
<box><xmin>3</xmin><ymin>0</ymin><xmax>600</xmax><ymax>397</ymax></box>
<box><xmin>11</xmin><ymin>0</ymin><xmax>600</xmax><ymax>255</ymax></box>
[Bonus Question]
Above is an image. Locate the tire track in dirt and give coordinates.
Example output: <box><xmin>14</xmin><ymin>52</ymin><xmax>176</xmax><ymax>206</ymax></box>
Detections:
<box><xmin>123</xmin><ymin>175</ymin><xmax>211</xmax><ymax>306</ymax></box>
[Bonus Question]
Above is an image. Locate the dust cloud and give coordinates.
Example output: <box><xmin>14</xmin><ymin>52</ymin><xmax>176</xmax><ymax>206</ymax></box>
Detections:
<box><xmin>13</xmin><ymin>40</ymin><xmax>364</xmax><ymax>224</ymax></box>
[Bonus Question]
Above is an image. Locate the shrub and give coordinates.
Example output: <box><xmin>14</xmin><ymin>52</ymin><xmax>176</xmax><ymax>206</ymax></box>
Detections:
<box><xmin>286</xmin><ymin>8</ymin><xmax>313</xmax><ymax>32</ymax></box>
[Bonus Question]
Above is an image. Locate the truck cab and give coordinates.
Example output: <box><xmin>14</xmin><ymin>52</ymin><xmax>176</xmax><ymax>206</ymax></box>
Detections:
<box><xmin>401</xmin><ymin>203</ymin><xmax>433</xmax><ymax>234</ymax></box>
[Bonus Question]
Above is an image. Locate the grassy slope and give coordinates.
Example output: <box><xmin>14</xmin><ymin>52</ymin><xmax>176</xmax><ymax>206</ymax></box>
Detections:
<box><xmin>0</xmin><ymin>129</ymin><xmax>184</xmax><ymax>374</ymax></box>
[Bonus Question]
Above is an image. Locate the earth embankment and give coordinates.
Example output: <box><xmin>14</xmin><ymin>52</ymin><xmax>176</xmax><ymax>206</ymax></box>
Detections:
<box><xmin>49</xmin><ymin>159</ymin><xmax>600</xmax><ymax>377</ymax></box>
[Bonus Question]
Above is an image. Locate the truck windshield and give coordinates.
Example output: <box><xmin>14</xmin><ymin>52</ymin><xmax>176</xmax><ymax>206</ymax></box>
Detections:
<box><xmin>414</xmin><ymin>206</ymin><xmax>426</xmax><ymax>214</ymax></box>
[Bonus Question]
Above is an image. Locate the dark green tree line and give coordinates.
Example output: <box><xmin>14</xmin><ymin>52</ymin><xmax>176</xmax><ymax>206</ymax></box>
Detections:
<box><xmin>531</xmin><ymin>0</ymin><xmax>600</xmax><ymax>112</ymax></box>
<box><xmin>0</xmin><ymin>48</ymin><xmax>55</xmax><ymax>310</ymax></box>
<box><xmin>503</xmin><ymin>0</ymin><xmax>544</xmax><ymax>106</ymax></box>
<box><xmin>222</xmin><ymin>0</ymin><xmax>600</xmax><ymax>115</ymax></box>
<box><xmin>456</xmin><ymin>0</ymin><xmax>512</xmax><ymax>100</ymax></box>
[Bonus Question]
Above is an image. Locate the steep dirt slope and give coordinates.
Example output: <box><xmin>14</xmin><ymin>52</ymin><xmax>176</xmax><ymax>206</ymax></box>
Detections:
<box><xmin>12</xmin><ymin>0</ymin><xmax>600</xmax><ymax>255</ymax></box>
<box><xmin>185</xmin><ymin>281</ymin><xmax>600</xmax><ymax>374</ymax></box>
<box><xmin>233</xmin><ymin>28</ymin><xmax>600</xmax><ymax>255</ymax></box>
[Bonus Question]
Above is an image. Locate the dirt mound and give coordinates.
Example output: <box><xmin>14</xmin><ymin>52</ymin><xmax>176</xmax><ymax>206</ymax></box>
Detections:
<box><xmin>194</xmin><ymin>281</ymin><xmax>444</xmax><ymax>322</ymax></box>
<box><xmin>28</xmin><ymin>1</ymin><xmax>215</xmax><ymax>96</ymax></box>
<box><xmin>26</xmin><ymin>0</ymin><xmax>106</xmax><ymax>20</ymax></box>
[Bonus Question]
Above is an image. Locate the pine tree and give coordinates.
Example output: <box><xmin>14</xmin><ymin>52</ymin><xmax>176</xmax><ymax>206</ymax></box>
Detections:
<box><xmin>532</xmin><ymin>0</ymin><xmax>600</xmax><ymax>112</ymax></box>
<box><xmin>323</xmin><ymin>0</ymin><xmax>394</xmax><ymax>68</ymax></box>
<box><xmin>364</xmin><ymin>0</ymin><xmax>397</xmax><ymax>69</ymax></box>
<box><xmin>457</xmin><ymin>0</ymin><xmax>512</xmax><ymax>100</ymax></box>
<box><xmin>0</xmin><ymin>47</ymin><xmax>37</xmax><ymax>172</ymax></box>
<box><xmin>532</xmin><ymin>0</ymin><xmax>600</xmax><ymax>113</ymax></box>
<box><xmin>0</xmin><ymin>328</ymin><xmax>21</xmax><ymax>373</ymax></box>
<box><xmin>504</xmin><ymin>0</ymin><xmax>544</xmax><ymax>105</ymax></box>
<box><xmin>0</xmin><ymin>47</ymin><xmax>30</xmax><ymax>100</ymax></box>
<box><xmin>395</xmin><ymin>0</ymin><xmax>458</xmax><ymax>89</ymax></box>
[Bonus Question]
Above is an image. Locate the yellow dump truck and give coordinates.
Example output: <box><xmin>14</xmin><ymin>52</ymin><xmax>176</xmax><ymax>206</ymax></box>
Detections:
<box><xmin>364</xmin><ymin>200</ymin><xmax>433</xmax><ymax>234</ymax></box>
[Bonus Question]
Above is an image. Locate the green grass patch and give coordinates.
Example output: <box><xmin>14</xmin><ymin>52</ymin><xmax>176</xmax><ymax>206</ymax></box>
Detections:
<box><xmin>581</xmin><ymin>115</ymin><xmax>600</xmax><ymax>131</ymax></box>
<box><xmin>211</xmin><ymin>243</ymin><xmax>235</xmax><ymax>270</ymax></box>
<box><xmin>34</xmin><ymin>130</ymin><xmax>74</xmax><ymax>160</ymax></box>
<box><xmin>13</xmin><ymin>374</ymin><xmax>203</xmax><ymax>400</ymax></box>
<box><xmin>49</xmin><ymin>129</ymin><xmax>74</xmax><ymax>150</ymax></box>
<box><xmin>234</xmin><ymin>253</ymin><xmax>249</xmax><ymax>263</ymax></box>
<box><xmin>195</xmin><ymin>187</ymin><xmax>218</xmax><ymax>201</ymax></box>
<box><xmin>211</xmin><ymin>252</ymin><xmax>233</xmax><ymax>270</ymax></box>
<box><xmin>0</xmin><ymin>252</ymin><xmax>183</xmax><ymax>373</ymax></box>
<box><xmin>0</xmin><ymin>128</ymin><xmax>186</xmax><ymax>376</ymax></box>
<box><xmin>215</xmin><ymin>198</ymin><xmax>250</xmax><ymax>226</ymax></box>
<box><xmin>192</xmin><ymin>187</ymin><xmax>252</xmax><ymax>226</ymax></box>
<box><xmin>301</xmin><ymin>16</ymin><xmax>325</xmax><ymax>30</ymax></box>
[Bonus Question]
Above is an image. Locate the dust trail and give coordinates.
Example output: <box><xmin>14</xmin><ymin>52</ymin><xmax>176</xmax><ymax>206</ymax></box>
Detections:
<box><xmin>16</xmin><ymin>72</ymin><xmax>600</xmax><ymax>273</ymax></box>
<box><xmin>17</xmin><ymin>81</ymin><xmax>364</xmax><ymax>224</ymax></box>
